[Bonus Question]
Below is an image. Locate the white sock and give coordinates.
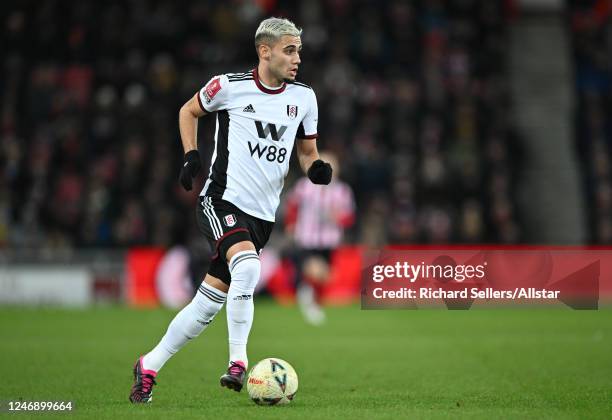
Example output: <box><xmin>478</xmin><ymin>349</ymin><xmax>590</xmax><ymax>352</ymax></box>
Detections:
<box><xmin>297</xmin><ymin>283</ymin><xmax>325</xmax><ymax>325</ymax></box>
<box><xmin>142</xmin><ymin>282</ymin><xmax>226</xmax><ymax>372</ymax></box>
<box><xmin>226</xmin><ymin>250</ymin><xmax>260</xmax><ymax>367</ymax></box>
<box><xmin>297</xmin><ymin>283</ymin><xmax>317</xmax><ymax>308</ymax></box>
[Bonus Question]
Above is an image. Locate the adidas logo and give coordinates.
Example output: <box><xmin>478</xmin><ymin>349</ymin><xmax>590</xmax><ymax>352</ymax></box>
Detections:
<box><xmin>243</xmin><ymin>104</ymin><xmax>255</xmax><ymax>113</ymax></box>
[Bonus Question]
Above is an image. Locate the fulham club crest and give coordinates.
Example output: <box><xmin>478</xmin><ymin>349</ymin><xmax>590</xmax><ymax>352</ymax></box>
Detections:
<box><xmin>287</xmin><ymin>105</ymin><xmax>298</xmax><ymax>120</ymax></box>
<box><xmin>224</xmin><ymin>214</ymin><xmax>237</xmax><ymax>227</ymax></box>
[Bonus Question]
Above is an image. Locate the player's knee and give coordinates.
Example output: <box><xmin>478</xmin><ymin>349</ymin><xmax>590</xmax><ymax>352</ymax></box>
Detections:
<box><xmin>226</xmin><ymin>240</ymin><xmax>257</xmax><ymax>263</ymax></box>
<box><xmin>303</xmin><ymin>256</ymin><xmax>330</xmax><ymax>282</ymax></box>
<box><xmin>193</xmin><ymin>284</ymin><xmax>226</xmax><ymax>323</ymax></box>
<box><xmin>228</xmin><ymin>250</ymin><xmax>260</xmax><ymax>293</ymax></box>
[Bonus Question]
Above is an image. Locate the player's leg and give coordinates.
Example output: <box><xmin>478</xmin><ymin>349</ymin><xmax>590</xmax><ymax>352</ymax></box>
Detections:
<box><xmin>201</xmin><ymin>197</ymin><xmax>271</xmax><ymax>391</ymax></box>
<box><xmin>141</xmin><ymin>273</ymin><xmax>229</xmax><ymax>372</ymax></box>
<box><xmin>297</xmin><ymin>250</ymin><xmax>331</xmax><ymax>325</ymax></box>
<box><xmin>293</xmin><ymin>249</ymin><xmax>323</xmax><ymax>324</ymax></box>
<box><xmin>129</xmin><ymin>197</ymin><xmax>230</xmax><ymax>403</ymax></box>
<box><xmin>220</xmin><ymin>240</ymin><xmax>260</xmax><ymax>391</ymax></box>
<box><xmin>129</xmin><ymin>273</ymin><xmax>229</xmax><ymax>403</ymax></box>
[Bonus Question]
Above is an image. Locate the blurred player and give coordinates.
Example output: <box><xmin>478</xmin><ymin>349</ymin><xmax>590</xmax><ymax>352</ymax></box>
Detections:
<box><xmin>129</xmin><ymin>17</ymin><xmax>333</xmax><ymax>403</ymax></box>
<box><xmin>284</xmin><ymin>151</ymin><xmax>355</xmax><ymax>324</ymax></box>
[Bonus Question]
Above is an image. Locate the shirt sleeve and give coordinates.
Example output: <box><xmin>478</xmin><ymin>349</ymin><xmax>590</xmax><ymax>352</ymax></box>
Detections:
<box><xmin>198</xmin><ymin>74</ymin><xmax>230</xmax><ymax>113</ymax></box>
<box><xmin>296</xmin><ymin>89</ymin><xmax>318</xmax><ymax>139</ymax></box>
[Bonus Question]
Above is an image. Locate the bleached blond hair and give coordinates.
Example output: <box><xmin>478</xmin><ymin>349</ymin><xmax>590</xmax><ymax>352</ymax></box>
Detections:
<box><xmin>255</xmin><ymin>17</ymin><xmax>302</xmax><ymax>49</ymax></box>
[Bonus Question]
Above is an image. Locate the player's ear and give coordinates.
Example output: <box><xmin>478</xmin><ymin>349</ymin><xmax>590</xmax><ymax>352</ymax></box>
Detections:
<box><xmin>258</xmin><ymin>44</ymin><xmax>271</xmax><ymax>61</ymax></box>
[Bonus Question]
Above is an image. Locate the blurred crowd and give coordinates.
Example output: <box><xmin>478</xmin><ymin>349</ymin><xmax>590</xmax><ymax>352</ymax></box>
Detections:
<box><xmin>0</xmin><ymin>0</ymin><xmax>524</xmax><ymax>250</ymax></box>
<box><xmin>571</xmin><ymin>0</ymin><xmax>612</xmax><ymax>244</ymax></box>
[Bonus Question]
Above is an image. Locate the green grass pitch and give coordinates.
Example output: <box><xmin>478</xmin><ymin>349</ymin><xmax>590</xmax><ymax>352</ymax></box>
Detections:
<box><xmin>1</xmin><ymin>302</ymin><xmax>611</xmax><ymax>419</ymax></box>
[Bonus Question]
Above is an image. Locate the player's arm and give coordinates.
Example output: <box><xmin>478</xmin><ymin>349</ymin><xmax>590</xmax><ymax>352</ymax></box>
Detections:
<box><xmin>296</xmin><ymin>139</ymin><xmax>332</xmax><ymax>185</ymax></box>
<box><xmin>178</xmin><ymin>75</ymin><xmax>228</xmax><ymax>191</ymax></box>
<box><xmin>179</xmin><ymin>93</ymin><xmax>207</xmax><ymax>154</ymax></box>
<box><xmin>296</xmin><ymin>139</ymin><xmax>319</xmax><ymax>174</ymax></box>
<box><xmin>296</xmin><ymin>89</ymin><xmax>331</xmax><ymax>185</ymax></box>
<box><xmin>177</xmin><ymin>93</ymin><xmax>206</xmax><ymax>191</ymax></box>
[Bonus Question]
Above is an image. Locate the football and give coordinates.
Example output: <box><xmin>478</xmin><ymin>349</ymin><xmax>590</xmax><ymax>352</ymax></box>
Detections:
<box><xmin>247</xmin><ymin>358</ymin><xmax>298</xmax><ymax>405</ymax></box>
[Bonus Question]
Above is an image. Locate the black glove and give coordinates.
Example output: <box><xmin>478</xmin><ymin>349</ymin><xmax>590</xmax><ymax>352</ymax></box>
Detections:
<box><xmin>307</xmin><ymin>159</ymin><xmax>332</xmax><ymax>185</ymax></box>
<box><xmin>179</xmin><ymin>150</ymin><xmax>202</xmax><ymax>191</ymax></box>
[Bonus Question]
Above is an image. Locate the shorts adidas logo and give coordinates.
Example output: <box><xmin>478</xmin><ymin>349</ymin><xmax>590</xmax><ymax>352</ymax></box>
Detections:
<box><xmin>243</xmin><ymin>104</ymin><xmax>255</xmax><ymax>113</ymax></box>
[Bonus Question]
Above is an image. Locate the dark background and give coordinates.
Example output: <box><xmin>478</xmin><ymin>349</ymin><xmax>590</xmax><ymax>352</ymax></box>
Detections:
<box><xmin>0</xmin><ymin>0</ymin><xmax>610</xmax><ymax>251</ymax></box>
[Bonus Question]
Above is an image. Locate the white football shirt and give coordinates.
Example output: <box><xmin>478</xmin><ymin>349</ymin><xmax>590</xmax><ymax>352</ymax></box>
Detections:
<box><xmin>286</xmin><ymin>177</ymin><xmax>355</xmax><ymax>249</ymax></box>
<box><xmin>197</xmin><ymin>68</ymin><xmax>318</xmax><ymax>222</ymax></box>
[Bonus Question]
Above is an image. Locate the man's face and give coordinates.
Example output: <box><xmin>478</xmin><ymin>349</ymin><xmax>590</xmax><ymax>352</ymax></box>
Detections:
<box><xmin>268</xmin><ymin>35</ymin><xmax>302</xmax><ymax>82</ymax></box>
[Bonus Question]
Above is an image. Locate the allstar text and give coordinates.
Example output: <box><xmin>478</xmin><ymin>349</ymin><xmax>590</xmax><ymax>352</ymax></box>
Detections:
<box><xmin>372</xmin><ymin>287</ymin><xmax>560</xmax><ymax>300</ymax></box>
